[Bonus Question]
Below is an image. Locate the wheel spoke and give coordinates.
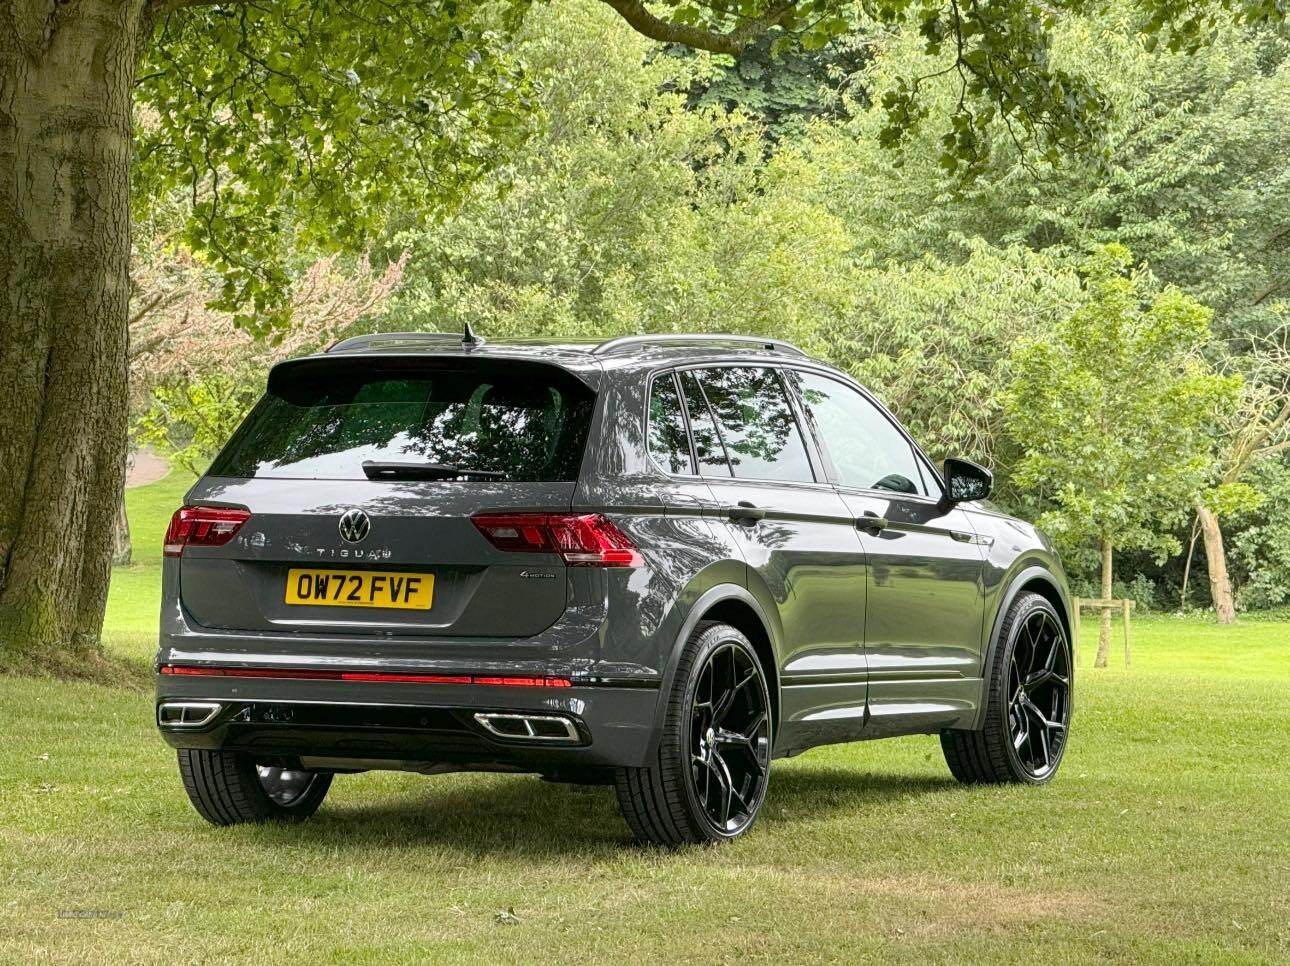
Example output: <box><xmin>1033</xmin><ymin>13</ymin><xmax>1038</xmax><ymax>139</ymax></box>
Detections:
<box><xmin>710</xmin><ymin>754</ymin><xmax>734</xmax><ymax>826</ymax></box>
<box><xmin>687</xmin><ymin>640</ymin><xmax>769</xmax><ymax>833</ymax></box>
<box><xmin>1025</xmin><ymin>666</ymin><xmax>1063</xmax><ymax>691</ymax></box>
<box><xmin>1013</xmin><ymin>724</ymin><xmax>1029</xmax><ymax>751</ymax></box>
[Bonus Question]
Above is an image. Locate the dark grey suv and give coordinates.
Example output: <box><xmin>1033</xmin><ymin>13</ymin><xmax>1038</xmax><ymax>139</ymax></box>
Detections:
<box><xmin>156</xmin><ymin>332</ymin><xmax>1073</xmax><ymax>845</ymax></box>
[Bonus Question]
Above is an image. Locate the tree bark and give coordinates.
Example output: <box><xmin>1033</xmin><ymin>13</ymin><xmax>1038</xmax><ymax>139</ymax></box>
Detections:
<box><xmin>1196</xmin><ymin>504</ymin><xmax>1236</xmax><ymax>625</ymax></box>
<box><xmin>1094</xmin><ymin>536</ymin><xmax>1113</xmax><ymax>668</ymax></box>
<box><xmin>0</xmin><ymin>0</ymin><xmax>144</xmax><ymax>667</ymax></box>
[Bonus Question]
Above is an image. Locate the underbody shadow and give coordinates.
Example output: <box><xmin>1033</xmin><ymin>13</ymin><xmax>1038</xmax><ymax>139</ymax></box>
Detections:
<box><xmin>277</xmin><ymin>765</ymin><xmax>959</xmax><ymax>858</ymax></box>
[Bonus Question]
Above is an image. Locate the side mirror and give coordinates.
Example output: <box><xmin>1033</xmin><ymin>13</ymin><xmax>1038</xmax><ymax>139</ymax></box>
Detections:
<box><xmin>943</xmin><ymin>458</ymin><xmax>992</xmax><ymax>503</ymax></box>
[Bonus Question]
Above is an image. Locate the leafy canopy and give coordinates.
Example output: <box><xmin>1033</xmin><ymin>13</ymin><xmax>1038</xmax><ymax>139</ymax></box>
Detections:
<box><xmin>600</xmin><ymin>0</ymin><xmax>1285</xmax><ymax>179</ymax></box>
<box><xmin>1004</xmin><ymin>244</ymin><xmax>1241</xmax><ymax>558</ymax></box>
<box><xmin>135</xmin><ymin>0</ymin><xmax>531</xmax><ymax>333</ymax></box>
<box><xmin>132</xmin><ymin>0</ymin><xmax>1283</xmax><ymax>331</ymax></box>
<box><xmin>800</xmin><ymin>10</ymin><xmax>1290</xmax><ymax>342</ymax></box>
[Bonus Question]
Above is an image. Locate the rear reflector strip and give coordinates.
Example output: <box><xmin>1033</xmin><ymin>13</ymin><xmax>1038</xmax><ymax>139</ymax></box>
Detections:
<box><xmin>158</xmin><ymin>665</ymin><xmax>573</xmax><ymax>688</ymax></box>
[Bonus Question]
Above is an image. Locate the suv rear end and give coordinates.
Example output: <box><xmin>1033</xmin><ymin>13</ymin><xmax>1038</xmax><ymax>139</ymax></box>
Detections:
<box><xmin>155</xmin><ymin>339</ymin><xmax>667</xmax><ymax>816</ymax></box>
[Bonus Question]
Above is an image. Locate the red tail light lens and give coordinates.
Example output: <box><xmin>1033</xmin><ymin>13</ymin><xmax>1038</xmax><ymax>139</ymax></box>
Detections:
<box><xmin>164</xmin><ymin>506</ymin><xmax>251</xmax><ymax>557</ymax></box>
<box><xmin>471</xmin><ymin>513</ymin><xmax>642</xmax><ymax>567</ymax></box>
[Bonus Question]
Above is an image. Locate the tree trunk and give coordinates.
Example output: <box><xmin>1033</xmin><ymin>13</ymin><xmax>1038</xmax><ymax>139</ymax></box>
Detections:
<box><xmin>1094</xmin><ymin>537</ymin><xmax>1113</xmax><ymax>668</ymax></box>
<box><xmin>111</xmin><ymin>452</ymin><xmax>134</xmax><ymax>567</ymax></box>
<box><xmin>1179</xmin><ymin>513</ymin><xmax>1200</xmax><ymax>612</ymax></box>
<box><xmin>1196</xmin><ymin>504</ymin><xmax>1236</xmax><ymax>626</ymax></box>
<box><xmin>0</xmin><ymin>0</ymin><xmax>144</xmax><ymax>668</ymax></box>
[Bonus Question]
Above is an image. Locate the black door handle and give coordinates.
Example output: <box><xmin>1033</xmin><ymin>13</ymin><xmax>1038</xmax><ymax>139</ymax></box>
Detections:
<box><xmin>857</xmin><ymin>512</ymin><xmax>889</xmax><ymax>534</ymax></box>
<box><xmin>727</xmin><ymin>502</ymin><xmax>766</xmax><ymax>525</ymax></box>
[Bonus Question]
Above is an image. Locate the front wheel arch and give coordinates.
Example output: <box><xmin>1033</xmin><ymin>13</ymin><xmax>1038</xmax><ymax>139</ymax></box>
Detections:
<box><xmin>974</xmin><ymin>565</ymin><xmax>1072</xmax><ymax>731</ymax></box>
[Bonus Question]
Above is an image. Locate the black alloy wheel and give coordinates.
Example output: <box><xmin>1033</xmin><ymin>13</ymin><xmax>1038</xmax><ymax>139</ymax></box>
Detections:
<box><xmin>615</xmin><ymin>621</ymin><xmax>773</xmax><ymax>845</ymax></box>
<box><xmin>688</xmin><ymin>640</ymin><xmax>772</xmax><ymax>834</ymax></box>
<box><xmin>941</xmin><ymin>592</ymin><xmax>1073</xmax><ymax>785</ymax></box>
<box><xmin>1005</xmin><ymin>607</ymin><xmax>1071</xmax><ymax>779</ymax></box>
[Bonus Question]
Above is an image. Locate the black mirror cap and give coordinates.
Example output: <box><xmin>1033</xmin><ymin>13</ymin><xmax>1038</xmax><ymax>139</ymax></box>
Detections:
<box><xmin>944</xmin><ymin>457</ymin><xmax>993</xmax><ymax>503</ymax></box>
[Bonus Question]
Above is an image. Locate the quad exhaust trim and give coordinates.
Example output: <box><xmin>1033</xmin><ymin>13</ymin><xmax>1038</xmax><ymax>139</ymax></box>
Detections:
<box><xmin>473</xmin><ymin>712</ymin><xmax>580</xmax><ymax>743</ymax></box>
<box><xmin>157</xmin><ymin>701</ymin><xmax>222</xmax><ymax>728</ymax></box>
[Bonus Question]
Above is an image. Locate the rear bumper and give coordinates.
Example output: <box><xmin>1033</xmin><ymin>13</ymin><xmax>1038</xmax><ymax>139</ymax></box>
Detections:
<box><xmin>155</xmin><ymin>672</ymin><xmax>662</xmax><ymax>772</ymax></box>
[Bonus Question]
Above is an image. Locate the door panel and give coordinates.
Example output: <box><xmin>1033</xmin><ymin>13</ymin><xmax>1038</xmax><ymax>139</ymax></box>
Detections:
<box><xmin>678</xmin><ymin>366</ymin><xmax>869</xmax><ymax>752</ymax></box>
<box><xmin>787</xmin><ymin>367</ymin><xmax>986</xmax><ymax>735</ymax></box>
<box><xmin>842</xmin><ymin>494</ymin><xmax>985</xmax><ymax>677</ymax></box>
<box><xmin>709</xmin><ymin>480</ymin><xmax>870</xmax><ymax>751</ymax></box>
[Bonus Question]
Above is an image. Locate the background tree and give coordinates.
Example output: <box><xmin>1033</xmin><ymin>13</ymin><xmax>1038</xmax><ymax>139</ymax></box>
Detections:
<box><xmin>0</xmin><ymin>0</ymin><xmax>1281</xmax><ymax>671</ymax></box>
<box><xmin>374</xmin><ymin>2</ymin><xmax>856</xmax><ymax>348</ymax></box>
<box><xmin>132</xmin><ymin>250</ymin><xmax>408</xmax><ymax>475</ymax></box>
<box><xmin>802</xmin><ymin>12</ymin><xmax>1290</xmax><ymax>343</ymax></box>
<box><xmin>1194</xmin><ymin>330</ymin><xmax>1290</xmax><ymax>620</ymax></box>
<box><xmin>1005</xmin><ymin>245</ymin><xmax>1241</xmax><ymax>665</ymax></box>
<box><xmin>817</xmin><ymin>243</ymin><xmax>1081</xmax><ymax>471</ymax></box>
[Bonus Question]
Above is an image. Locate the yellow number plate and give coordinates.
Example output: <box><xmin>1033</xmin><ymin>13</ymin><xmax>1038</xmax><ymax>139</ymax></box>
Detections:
<box><xmin>285</xmin><ymin>569</ymin><xmax>434</xmax><ymax>610</ymax></box>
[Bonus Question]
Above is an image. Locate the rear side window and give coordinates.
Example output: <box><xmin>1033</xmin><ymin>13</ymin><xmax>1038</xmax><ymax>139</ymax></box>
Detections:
<box><xmin>209</xmin><ymin>362</ymin><xmax>595</xmax><ymax>481</ymax></box>
<box><xmin>648</xmin><ymin>374</ymin><xmax>694</xmax><ymax>474</ymax></box>
<box><xmin>678</xmin><ymin>371</ymin><xmax>732</xmax><ymax>477</ymax></box>
<box><xmin>694</xmin><ymin>367</ymin><xmax>814</xmax><ymax>483</ymax></box>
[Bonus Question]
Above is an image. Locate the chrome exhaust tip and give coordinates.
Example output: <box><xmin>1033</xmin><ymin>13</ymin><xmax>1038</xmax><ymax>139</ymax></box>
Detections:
<box><xmin>473</xmin><ymin>712</ymin><xmax>580</xmax><ymax>742</ymax></box>
<box><xmin>157</xmin><ymin>701</ymin><xmax>223</xmax><ymax>728</ymax></box>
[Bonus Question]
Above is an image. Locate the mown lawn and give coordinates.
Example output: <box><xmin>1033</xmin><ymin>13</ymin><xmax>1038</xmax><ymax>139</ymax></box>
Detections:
<box><xmin>1</xmin><ymin>471</ymin><xmax>1287</xmax><ymax>962</ymax></box>
<box><xmin>99</xmin><ymin>467</ymin><xmax>196</xmax><ymax>665</ymax></box>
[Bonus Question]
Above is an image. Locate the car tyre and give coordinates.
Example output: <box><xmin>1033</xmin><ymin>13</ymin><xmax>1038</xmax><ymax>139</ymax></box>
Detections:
<box><xmin>941</xmin><ymin>592</ymin><xmax>1073</xmax><ymax>785</ymax></box>
<box><xmin>615</xmin><ymin>621</ymin><xmax>772</xmax><ymax>846</ymax></box>
<box><xmin>177</xmin><ymin>749</ymin><xmax>332</xmax><ymax>825</ymax></box>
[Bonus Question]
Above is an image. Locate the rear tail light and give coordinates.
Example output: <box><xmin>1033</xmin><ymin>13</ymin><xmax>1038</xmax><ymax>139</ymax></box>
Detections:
<box><xmin>470</xmin><ymin>512</ymin><xmax>642</xmax><ymax>567</ymax></box>
<box><xmin>164</xmin><ymin>506</ymin><xmax>251</xmax><ymax>557</ymax></box>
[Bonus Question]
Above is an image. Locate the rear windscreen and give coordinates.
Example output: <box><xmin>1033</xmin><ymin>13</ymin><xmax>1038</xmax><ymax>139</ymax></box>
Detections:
<box><xmin>208</xmin><ymin>361</ymin><xmax>595</xmax><ymax>481</ymax></box>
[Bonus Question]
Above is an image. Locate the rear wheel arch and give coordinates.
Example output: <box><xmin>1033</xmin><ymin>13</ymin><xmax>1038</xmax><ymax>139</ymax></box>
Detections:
<box><xmin>653</xmin><ymin>585</ymin><xmax>782</xmax><ymax>744</ymax></box>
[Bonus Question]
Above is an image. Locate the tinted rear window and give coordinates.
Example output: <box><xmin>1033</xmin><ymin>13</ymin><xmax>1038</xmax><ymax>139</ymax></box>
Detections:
<box><xmin>209</xmin><ymin>362</ymin><xmax>595</xmax><ymax>481</ymax></box>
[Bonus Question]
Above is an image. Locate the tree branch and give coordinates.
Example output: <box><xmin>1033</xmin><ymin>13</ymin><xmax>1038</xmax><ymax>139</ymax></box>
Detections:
<box><xmin>598</xmin><ymin>0</ymin><xmax>797</xmax><ymax>55</ymax></box>
<box><xmin>148</xmin><ymin>0</ymin><xmax>234</xmax><ymax>16</ymax></box>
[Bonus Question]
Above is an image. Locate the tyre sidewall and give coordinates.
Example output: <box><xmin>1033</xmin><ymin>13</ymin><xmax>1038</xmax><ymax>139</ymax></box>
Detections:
<box><xmin>997</xmin><ymin>595</ymin><xmax>1072</xmax><ymax>785</ymax></box>
<box><xmin>670</xmin><ymin>623</ymin><xmax>772</xmax><ymax>842</ymax></box>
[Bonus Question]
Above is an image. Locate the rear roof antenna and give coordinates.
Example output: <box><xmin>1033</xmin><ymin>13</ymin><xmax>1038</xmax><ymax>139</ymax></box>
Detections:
<box><xmin>462</xmin><ymin>321</ymin><xmax>485</xmax><ymax>348</ymax></box>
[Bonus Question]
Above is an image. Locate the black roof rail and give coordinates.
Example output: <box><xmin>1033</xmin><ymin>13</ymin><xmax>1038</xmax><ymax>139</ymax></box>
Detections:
<box><xmin>326</xmin><ymin>332</ymin><xmax>460</xmax><ymax>352</ymax></box>
<box><xmin>591</xmin><ymin>334</ymin><xmax>807</xmax><ymax>358</ymax></box>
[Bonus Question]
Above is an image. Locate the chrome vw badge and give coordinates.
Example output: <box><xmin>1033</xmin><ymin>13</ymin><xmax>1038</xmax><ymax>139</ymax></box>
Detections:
<box><xmin>338</xmin><ymin>509</ymin><xmax>371</xmax><ymax>544</ymax></box>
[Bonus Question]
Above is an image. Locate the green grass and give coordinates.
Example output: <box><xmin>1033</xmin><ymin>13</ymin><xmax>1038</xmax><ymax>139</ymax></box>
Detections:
<box><xmin>1</xmin><ymin>471</ymin><xmax>1287</xmax><ymax>962</ymax></box>
<box><xmin>101</xmin><ymin>468</ymin><xmax>195</xmax><ymax>665</ymax></box>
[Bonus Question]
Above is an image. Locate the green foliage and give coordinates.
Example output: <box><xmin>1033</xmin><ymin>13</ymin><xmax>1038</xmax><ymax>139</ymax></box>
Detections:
<box><xmin>1068</xmin><ymin>572</ymin><xmax>1159</xmax><ymax>612</ymax></box>
<box><xmin>374</xmin><ymin>2</ymin><xmax>854</xmax><ymax>349</ymax></box>
<box><xmin>622</xmin><ymin>0</ymin><xmax>1279</xmax><ymax>179</ymax></box>
<box><xmin>133</xmin><ymin>373</ymin><xmax>260</xmax><ymax>477</ymax></box>
<box><xmin>1230</xmin><ymin>457</ymin><xmax>1290</xmax><ymax>608</ymax></box>
<box><xmin>804</xmin><ymin>13</ymin><xmax>1290</xmax><ymax>341</ymax></box>
<box><xmin>130</xmin><ymin>0</ymin><xmax>1281</xmax><ymax>335</ymax></box>
<box><xmin>1004</xmin><ymin>244</ymin><xmax>1242</xmax><ymax>561</ymax></box>
<box><xmin>817</xmin><ymin>242</ymin><xmax>1081</xmax><ymax>469</ymax></box>
<box><xmin>669</xmin><ymin>31</ymin><xmax>870</xmax><ymax>144</ymax></box>
<box><xmin>135</xmin><ymin>0</ymin><xmax>533</xmax><ymax>332</ymax></box>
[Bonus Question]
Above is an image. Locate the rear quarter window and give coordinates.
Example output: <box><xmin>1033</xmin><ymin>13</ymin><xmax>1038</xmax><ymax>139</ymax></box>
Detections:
<box><xmin>209</xmin><ymin>361</ymin><xmax>595</xmax><ymax>482</ymax></box>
